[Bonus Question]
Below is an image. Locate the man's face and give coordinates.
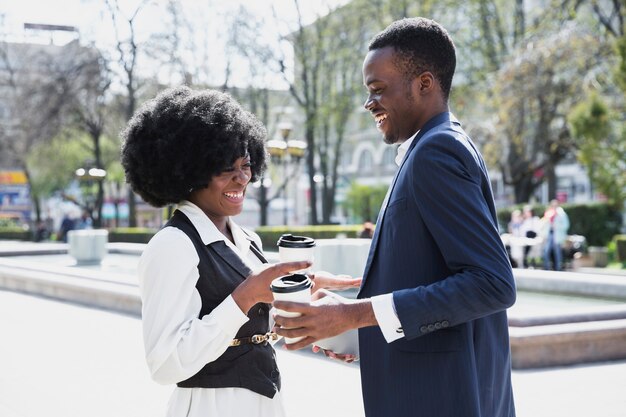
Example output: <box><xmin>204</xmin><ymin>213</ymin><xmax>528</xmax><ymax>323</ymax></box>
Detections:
<box><xmin>362</xmin><ymin>46</ymin><xmax>423</xmax><ymax>144</ymax></box>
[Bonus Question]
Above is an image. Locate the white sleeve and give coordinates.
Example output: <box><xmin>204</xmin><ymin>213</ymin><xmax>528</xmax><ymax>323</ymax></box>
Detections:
<box><xmin>370</xmin><ymin>293</ymin><xmax>404</xmax><ymax>343</ymax></box>
<box><xmin>138</xmin><ymin>227</ymin><xmax>249</xmax><ymax>385</ymax></box>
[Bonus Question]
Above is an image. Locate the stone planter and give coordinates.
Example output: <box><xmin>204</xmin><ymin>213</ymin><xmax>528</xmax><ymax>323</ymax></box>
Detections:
<box><xmin>588</xmin><ymin>246</ymin><xmax>609</xmax><ymax>267</ymax></box>
<box><xmin>67</xmin><ymin>229</ymin><xmax>108</xmax><ymax>264</ymax></box>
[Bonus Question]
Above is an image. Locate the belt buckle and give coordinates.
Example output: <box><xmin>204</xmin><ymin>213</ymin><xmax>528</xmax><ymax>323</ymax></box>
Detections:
<box><xmin>251</xmin><ymin>334</ymin><xmax>266</xmax><ymax>344</ymax></box>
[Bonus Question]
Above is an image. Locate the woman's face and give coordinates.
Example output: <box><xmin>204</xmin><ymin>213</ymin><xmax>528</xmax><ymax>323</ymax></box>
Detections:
<box><xmin>190</xmin><ymin>155</ymin><xmax>252</xmax><ymax>222</ymax></box>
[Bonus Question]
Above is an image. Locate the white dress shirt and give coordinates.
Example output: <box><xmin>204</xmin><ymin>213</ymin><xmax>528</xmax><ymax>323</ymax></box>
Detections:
<box><xmin>138</xmin><ymin>201</ymin><xmax>286</xmax><ymax>417</ymax></box>
<box><xmin>370</xmin><ymin>133</ymin><xmax>417</xmax><ymax>343</ymax></box>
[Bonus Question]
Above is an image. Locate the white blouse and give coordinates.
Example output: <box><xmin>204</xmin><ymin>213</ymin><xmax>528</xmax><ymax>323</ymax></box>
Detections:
<box><xmin>138</xmin><ymin>201</ymin><xmax>286</xmax><ymax>417</ymax></box>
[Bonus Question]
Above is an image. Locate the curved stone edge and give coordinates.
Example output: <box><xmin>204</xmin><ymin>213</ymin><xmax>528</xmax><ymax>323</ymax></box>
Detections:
<box><xmin>0</xmin><ymin>265</ymin><xmax>140</xmax><ymax>317</ymax></box>
<box><xmin>510</xmin><ymin>319</ymin><xmax>626</xmax><ymax>369</ymax></box>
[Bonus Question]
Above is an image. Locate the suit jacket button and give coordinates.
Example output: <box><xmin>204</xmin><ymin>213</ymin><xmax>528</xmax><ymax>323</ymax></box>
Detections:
<box><xmin>420</xmin><ymin>325</ymin><xmax>428</xmax><ymax>333</ymax></box>
<box><xmin>258</xmin><ymin>307</ymin><xmax>265</xmax><ymax>316</ymax></box>
<box><xmin>434</xmin><ymin>322</ymin><xmax>442</xmax><ymax>330</ymax></box>
<box><xmin>442</xmin><ymin>320</ymin><xmax>449</xmax><ymax>328</ymax></box>
<box><xmin>427</xmin><ymin>324</ymin><xmax>435</xmax><ymax>332</ymax></box>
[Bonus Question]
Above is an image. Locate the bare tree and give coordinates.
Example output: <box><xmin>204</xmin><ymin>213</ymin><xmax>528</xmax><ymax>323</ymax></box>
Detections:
<box><xmin>103</xmin><ymin>0</ymin><xmax>153</xmax><ymax>227</ymax></box>
<box><xmin>66</xmin><ymin>51</ymin><xmax>112</xmax><ymax>227</ymax></box>
<box><xmin>223</xmin><ymin>5</ymin><xmax>292</xmax><ymax>225</ymax></box>
<box><xmin>0</xmin><ymin>39</ymin><xmax>98</xmax><ymax>222</ymax></box>
<box><xmin>273</xmin><ymin>0</ymin><xmax>336</xmax><ymax>225</ymax></box>
<box><xmin>493</xmin><ymin>26</ymin><xmax>610</xmax><ymax>202</ymax></box>
<box><xmin>316</xmin><ymin>7</ymin><xmax>369</xmax><ymax>224</ymax></box>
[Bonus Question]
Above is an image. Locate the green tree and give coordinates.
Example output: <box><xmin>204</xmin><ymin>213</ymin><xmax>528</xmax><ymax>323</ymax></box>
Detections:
<box><xmin>316</xmin><ymin>5</ymin><xmax>370</xmax><ymax>224</ymax></box>
<box><xmin>493</xmin><ymin>26</ymin><xmax>610</xmax><ymax>203</ymax></box>
<box><xmin>570</xmin><ymin>94</ymin><xmax>626</xmax><ymax>206</ymax></box>
<box><xmin>26</xmin><ymin>130</ymin><xmax>121</xmax><ymax>222</ymax></box>
<box><xmin>343</xmin><ymin>183</ymin><xmax>388</xmax><ymax>224</ymax></box>
<box><xmin>103</xmin><ymin>0</ymin><xmax>154</xmax><ymax>227</ymax></box>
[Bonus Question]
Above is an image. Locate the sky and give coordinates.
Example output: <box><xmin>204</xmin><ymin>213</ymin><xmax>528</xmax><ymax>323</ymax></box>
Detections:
<box><xmin>0</xmin><ymin>0</ymin><xmax>350</xmax><ymax>88</ymax></box>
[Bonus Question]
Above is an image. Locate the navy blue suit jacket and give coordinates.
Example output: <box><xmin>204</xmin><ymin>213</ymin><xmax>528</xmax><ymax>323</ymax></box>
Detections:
<box><xmin>358</xmin><ymin>112</ymin><xmax>516</xmax><ymax>417</ymax></box>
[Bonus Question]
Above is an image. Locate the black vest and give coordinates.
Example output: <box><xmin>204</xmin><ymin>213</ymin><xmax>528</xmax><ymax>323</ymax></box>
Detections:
<box><xmin>168</xmin><ymin>210</ymin><xmax>280</xmax><ymax>398</ymax></box>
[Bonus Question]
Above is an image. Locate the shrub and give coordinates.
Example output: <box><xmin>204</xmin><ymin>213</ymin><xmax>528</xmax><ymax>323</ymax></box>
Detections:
<box><xmin>614</xmin><ymin>235</ymin><xmax>626</xmax><ymax>262</ymax></box>
<box><xmin>0</xmin><ymin>227</ymin><xmax>31</xmax><ymax>241</ymax></box>
<box><xmin>108</xmin><ymin>227</ymin><xmax>157</xmax><ymax>244</ymax></box>
<box><xmin>566</xmin><ymin>204</ymin><xmax>622</xmax><ymax>246</ymax></box>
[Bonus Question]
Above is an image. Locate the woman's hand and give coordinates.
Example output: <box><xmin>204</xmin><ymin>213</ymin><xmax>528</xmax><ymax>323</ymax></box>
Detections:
<box><xmin>231</xmin><ymin>260</ymin><xmax>311</xmax><ymax>314</ymax></box>
<box><xmin>312</xmin><ymin>345</ymin><xmax>359</xmax><ymax>363</ymax></box>
<box><xmin>310</xmin><ymin>270</ymin><xmax>361</xmax><ymax>292</ymax></box>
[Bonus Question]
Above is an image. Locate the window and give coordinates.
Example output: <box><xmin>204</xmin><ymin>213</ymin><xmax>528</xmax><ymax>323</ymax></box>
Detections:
<box><xmin>358</xmin><ymin>149</ymin><xmax>374</xmax><ymax>170</ymax></box>
<box><xmin>382</xmin><ymin>147</ymin><xmax>396</xmax><ymax>167</ymax></box>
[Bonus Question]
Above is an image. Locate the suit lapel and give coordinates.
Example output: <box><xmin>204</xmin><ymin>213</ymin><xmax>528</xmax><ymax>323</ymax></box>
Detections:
<box><xmin>359</xmin><ymin>138</ymin><xmax>417</xmax><ymax>292</ymax></box>
<box><xmin>358</xmin><ymin>112</ymin><xmax>455</xmax><ymax>294</ymax></box>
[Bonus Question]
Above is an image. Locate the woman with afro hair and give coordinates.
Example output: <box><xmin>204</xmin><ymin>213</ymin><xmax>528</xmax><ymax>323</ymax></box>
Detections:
<box><xmin>121</xmin><ymin>86</ymin><xmax>358</xmax><ymax>417</ymax></box>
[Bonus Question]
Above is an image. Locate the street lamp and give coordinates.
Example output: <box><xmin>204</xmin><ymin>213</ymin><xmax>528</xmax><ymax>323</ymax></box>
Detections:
<box><xmin>74</xmin><ymin>161</ymin><xmax>106</xmax><ymax>228</ymax></box>
<box><xmin>105</xmin><ymin>180</ymin><xmax>126</xmax><ymax>228</ymax></box>
<box><xmin>267</xmin><ymin>122</ymin><xmax>307</xmax><ymax>225</ymax></box>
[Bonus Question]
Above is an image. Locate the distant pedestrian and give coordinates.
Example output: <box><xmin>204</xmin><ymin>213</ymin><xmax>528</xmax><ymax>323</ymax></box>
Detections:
<box><xmin>76</xmin><ymin>211</ymin><xmax>93</xmax><ymax>230</ymax></box>
<box><xmin>507</xmin><ymin>209</ymin><xmax>523</xmax><ymax>237</ymax></box>
<box><xmin>520</xmin><ymin>205</ymin><xmax>541</xmax><ymax>268</ymax></box>
<box><xmin>34</xmin><ymin>220</ymin><xmax>50</xmax><ymax>242</ymax></box>
<box><xmin>541</xmin><ymin>199</ymin><xmax>570</xmax><ymax>271</ymax></box>
<box><xmin>359</xmin><ymin>220</ymin><xmax>374</xmax><ymax>239</ymax></box>
<box><xmin>58</xmin><ymin>215</ymin><xmax>75</xmax><ymax>242</ymax></box>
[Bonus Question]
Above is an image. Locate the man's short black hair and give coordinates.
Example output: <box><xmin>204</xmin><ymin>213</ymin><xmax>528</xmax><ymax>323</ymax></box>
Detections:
<box><xmin>120</xmin><ymin>86</ymin><xmax>267</xmax><ymax>207</ymax></box>
<box><xmin>369</xmin><ymin>17</ymin><xmax>456</xmax><ymax>101</ymax></box>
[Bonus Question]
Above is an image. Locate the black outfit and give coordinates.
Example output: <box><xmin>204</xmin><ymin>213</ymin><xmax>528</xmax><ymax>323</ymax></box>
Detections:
<box><xmin>168</xmin><ymin>210</ymin><xmax>280</xmax><ymax>398</ymax></box>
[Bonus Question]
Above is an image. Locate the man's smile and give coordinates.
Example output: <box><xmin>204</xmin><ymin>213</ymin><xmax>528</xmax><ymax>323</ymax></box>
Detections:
<box><xmin>374</xmin><ymin>113</ymin><xmax>388</xmax><ymax>128</ymax></box>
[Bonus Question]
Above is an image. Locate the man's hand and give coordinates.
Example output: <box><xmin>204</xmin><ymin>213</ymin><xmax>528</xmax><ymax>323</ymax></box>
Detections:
<box><xmin>232</xmin><ymin>260</ymin><xmax>312</xmax><ymax>314</ymax></box>
<box><xmin>273</xmin><ymin>289</ymin><xmax>377</xmax><ymax>350</ymax></box>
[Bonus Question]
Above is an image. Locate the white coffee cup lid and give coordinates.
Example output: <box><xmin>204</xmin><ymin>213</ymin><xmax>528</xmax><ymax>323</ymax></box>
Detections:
<box><xmin>277</xmin><ymin>234</ymin><xmax>315</xmax><ymax>248</ymax></box>
<box><xmin>270</xmin><ymin>274</ymin><xmax>312</xmax><ymax>293</ymax></box>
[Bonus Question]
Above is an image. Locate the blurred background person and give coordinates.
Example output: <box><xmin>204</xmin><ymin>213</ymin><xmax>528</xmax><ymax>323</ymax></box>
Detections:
<box><xmin>359</xmin><ymin>220</ymin><xmax>374</xmax><ymax>239</ymax></box>
<box><xmin>520</xmin><ymin>205</ymin><xmax>541</xmax><ymax>268</ymax></box>
<box><xmin>541</xmin><ymin>199</ymin><xmax>570</xmax><ymax>271</ymax></box>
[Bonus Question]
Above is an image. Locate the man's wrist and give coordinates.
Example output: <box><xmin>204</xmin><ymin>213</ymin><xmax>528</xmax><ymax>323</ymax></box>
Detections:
<box><xmin>345</xmin><ymin>300</ymin><xmax>378</xmax><ymax>329</ymax></box>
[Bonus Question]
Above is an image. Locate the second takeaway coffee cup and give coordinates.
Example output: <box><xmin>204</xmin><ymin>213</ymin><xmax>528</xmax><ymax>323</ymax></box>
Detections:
<box><xmin>270</xmin><ymin>273</ymin><xmax>312</xmax><ymax>344</ymax></box>
<box><xmin>277</xmin><ymin>234</ymin><xmax>315</xmax><ymax>273</ymax></box>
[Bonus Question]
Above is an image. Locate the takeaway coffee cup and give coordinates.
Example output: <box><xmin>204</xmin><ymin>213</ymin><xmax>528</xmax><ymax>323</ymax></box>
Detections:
<box><xmin>270</xmin><ymin>273</ymin><xmax>312</xmax><ymax>344</ymax></box>
<box><xmin>277</xmin><ymin>234</ymin><xmax>315</xmax><ymax>273</ymax></box>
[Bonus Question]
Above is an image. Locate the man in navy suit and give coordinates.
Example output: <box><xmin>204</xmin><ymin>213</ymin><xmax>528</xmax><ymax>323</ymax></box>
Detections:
<box><xmin>274</xmin><ymin>17</ymin><xmax>516</xmax><ymax>417</ymax></box>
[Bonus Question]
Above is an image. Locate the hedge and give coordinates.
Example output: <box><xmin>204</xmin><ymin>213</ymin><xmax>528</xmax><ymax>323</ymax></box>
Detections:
<box><xmin>0</xmin><ymin>228</ymin><xmax>31</xmax><ymax>241</ymax></box>
<box><xmin>254</xmin><ymin>225</ymin><xmax>363</xmax><ymax>251</ymax></box>
<box><xmin>497</xmin><ymin>202</ymin><xmax>623</xmax><ymax>246</ymax></box>
<box><xmin>614</xmin><ymin>235</ymin><xmax>626</xmax><ymax>262</ymax></box>
<box><xmin>108</xmin><ymin>227</ymin><xmax>158</xmax><ymax>244</ymax></box>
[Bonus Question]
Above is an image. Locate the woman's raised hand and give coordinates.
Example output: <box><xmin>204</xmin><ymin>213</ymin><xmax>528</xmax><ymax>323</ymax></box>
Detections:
<box><xmin>231</xmin><ymin>261</ymin><xmax>311</xmax><ymax>313</ymax></box>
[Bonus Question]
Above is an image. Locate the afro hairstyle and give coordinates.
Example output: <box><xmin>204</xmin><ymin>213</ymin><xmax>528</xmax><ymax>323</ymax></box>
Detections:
<box><xmin>369</xmin><ymin>17</ymin><xmax>456</xmax><ymax>101</ymax></box>
<box><xmin>120</xmin><ymin>86</ymin><xmax>268</xmax><ymax>207</ymax></box>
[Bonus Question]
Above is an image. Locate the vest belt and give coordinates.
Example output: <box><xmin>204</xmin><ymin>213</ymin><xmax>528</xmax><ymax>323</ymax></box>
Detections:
<box><xmin>230</xmin><ymin>332</ymin><xmax>279</xmax><ymax>346</ymax></box>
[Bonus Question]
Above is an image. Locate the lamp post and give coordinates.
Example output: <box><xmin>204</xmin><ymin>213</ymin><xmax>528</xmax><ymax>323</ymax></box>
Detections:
<box><xmin>106</xmin><ymin>180</ymin><xmax>126</xmax><ymax>228</ymax></box>
<box><xmin>266</xmin><ymin>122</ymin><xmax>307</xmax><ymax>225</ymax></box>
<box><xmin>75</xmin><ymin>162</ymin><xmax>106</xmax><ymax>228</ymax></box>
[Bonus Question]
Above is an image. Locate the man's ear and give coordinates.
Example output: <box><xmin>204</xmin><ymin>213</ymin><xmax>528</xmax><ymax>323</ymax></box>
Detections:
<box><xmin>417</xmin><ymin>72</ymin><xmax>435</xmax><ymax>94</ymax></box>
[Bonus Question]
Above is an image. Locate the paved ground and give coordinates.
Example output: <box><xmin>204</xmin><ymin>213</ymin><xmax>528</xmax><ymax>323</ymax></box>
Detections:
<box><xmin>1</xmin><ymin>289</ymin><xmax>625</xmax><ymax>417</ymax></box>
